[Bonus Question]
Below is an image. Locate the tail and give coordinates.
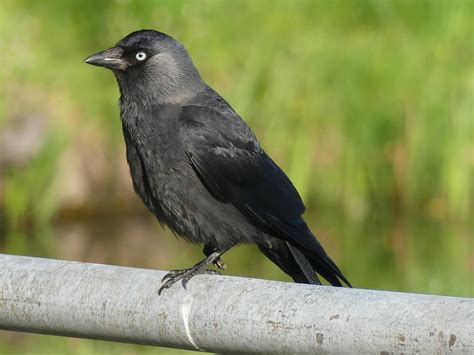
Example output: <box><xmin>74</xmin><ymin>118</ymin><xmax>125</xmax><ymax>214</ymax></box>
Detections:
<box><xmin>298</xmin><ymin>241</ymin><xmax>352</xmax><ymax>287</ymax></box>
<box><xmin>258</xmin><ymin>237</ymin><xmax>351</xmax><ymax>287</ymax></box>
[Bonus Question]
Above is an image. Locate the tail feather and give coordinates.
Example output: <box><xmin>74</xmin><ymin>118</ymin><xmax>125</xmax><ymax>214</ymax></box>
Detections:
<box><xmin>286</xmin><ymin>242</ymin><xmax>321</xmax><ymax>285</ymax></box>
<box><xmin>258</xmin><ymin>236</ymin><xmax>351</xmax><ymax>287</ymax></box>
<box><xmin>259</xmin><ymin>214</ymin><xmax>351</xmax><ymax>286</ymax></box>
<box><xmin>299</xmin><ymin>235</ymin><xmax>352</xmax><ymax>287</ymax></box>
<box><xmin>292</xmin><ymin>227</ymin><xmax>351</xmax><ymax>287</ymax></box>
<box><xmin>258</xmin><ymin>239</ymin><xmax>319</xmax><ymax>284</ymax></box>
<box><xmin>307</xmin><ymin>253</ymin><xmax>347</xmax><ymax>287</ymax></box>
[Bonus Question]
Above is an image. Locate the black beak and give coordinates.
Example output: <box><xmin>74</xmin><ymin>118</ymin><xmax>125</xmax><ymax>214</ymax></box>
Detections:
<box><xmin>84</xmin><ymin>47</ymin><xmax>127</xmax><ymax>70</ymax></box>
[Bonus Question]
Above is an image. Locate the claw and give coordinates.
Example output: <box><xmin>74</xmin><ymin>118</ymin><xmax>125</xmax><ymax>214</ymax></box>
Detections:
<box><xmin>161</xmin><ymin>269</ymin><xmax>181</xmax><ymax>282</ymax></box>
<box><xmin>158</xmin><ymin>281</ymin><xmax>172</xmax><ymax>296</ymax></box>
<box><xmin>181</xmin><ymin>273</ymin><xmax>193</xmax><ymax>290</ymax></box>
<box><xmin>161</xmin><ymin>272</ymin><xmax>173</xmax><ymax>282</ymax></box>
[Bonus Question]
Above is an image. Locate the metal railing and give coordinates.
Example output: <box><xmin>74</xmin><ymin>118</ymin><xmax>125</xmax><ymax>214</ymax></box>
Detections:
<box><xmin>0</xmin><ymin>254</ymin><xmax>472</xmax><ymax>353</ymax></box>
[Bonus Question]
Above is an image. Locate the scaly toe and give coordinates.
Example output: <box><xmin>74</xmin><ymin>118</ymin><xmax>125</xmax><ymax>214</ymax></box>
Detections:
<box><xmin>161</xmin><ymin>269</ymin><xmax>185</xmax><ymax>282</ymax></box>
<box><xmin>159</xmin><ymin>271</ymin><xmax>188</xmax><ymax>295</ymax></box>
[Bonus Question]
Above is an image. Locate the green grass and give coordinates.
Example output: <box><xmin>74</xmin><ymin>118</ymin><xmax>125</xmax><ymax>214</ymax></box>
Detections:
<box><xmin>1</xmin><ymin>0</ymin><xmax>473</xmax><ymax>353</ymax></box>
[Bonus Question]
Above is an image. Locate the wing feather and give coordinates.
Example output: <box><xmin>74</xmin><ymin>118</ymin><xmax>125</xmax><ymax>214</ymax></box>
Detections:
<box><xmin>180</xmin><ymin>105</ymin><xmax>307</xmax><ymax>244</ymax></box>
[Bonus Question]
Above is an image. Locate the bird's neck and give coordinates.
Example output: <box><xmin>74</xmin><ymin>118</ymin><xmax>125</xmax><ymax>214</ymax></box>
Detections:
<box><xmin>115</xmin><ymin>70</ymin><xmax>206</xmax><ymax>107</ymax></box>
<box><xmin>118</xmin><ymin>88</ymin><xmax>184</xmax><ymax>135</ymax></box>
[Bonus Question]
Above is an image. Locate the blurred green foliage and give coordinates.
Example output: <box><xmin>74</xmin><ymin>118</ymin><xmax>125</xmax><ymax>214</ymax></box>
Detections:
<box><xmin>0</xmin><ymin>0</ymin><xmax>473</xmax><ymax>354</ymax></box>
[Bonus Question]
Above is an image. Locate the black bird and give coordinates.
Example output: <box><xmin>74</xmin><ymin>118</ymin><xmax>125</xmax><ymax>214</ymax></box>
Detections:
<box><xmin>85</xmin><ymin>30</ymin><xmax>351</xmax><ymax>294</ymax></box>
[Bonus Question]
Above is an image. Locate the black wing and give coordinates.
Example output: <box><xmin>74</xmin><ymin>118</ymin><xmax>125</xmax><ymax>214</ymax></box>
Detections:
<box><xmin>180</xmin><ymin>104</ymin><xmax>315</xmax><ymax>251</ymax></box>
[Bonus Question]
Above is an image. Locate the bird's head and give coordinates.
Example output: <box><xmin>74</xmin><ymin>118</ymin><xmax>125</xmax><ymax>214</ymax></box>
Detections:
<box><xmin>84</xmin><ymin>30</ymin><xmax>204</xmax><ymax>103</ymax></box>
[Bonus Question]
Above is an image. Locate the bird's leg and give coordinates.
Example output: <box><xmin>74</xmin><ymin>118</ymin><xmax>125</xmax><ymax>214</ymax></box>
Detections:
<box><xmin>158</xmin><ymin>251</ymin><xmax>222</xmax><ymax>295</ymax></box>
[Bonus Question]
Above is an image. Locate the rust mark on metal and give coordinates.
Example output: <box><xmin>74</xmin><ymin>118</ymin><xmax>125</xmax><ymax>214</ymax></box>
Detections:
<box><xmin>0</xmin><ymin>297</ymin><xmax>41</xmax><ymax>306</ymax></box>
<box><xmin>398</xmin><ymin>334</ymin><xmax>406</xmax><ymax>345</ymax></box>
<box><xmin>438</xmin><ymin>330</ymin><xmax>444</xmax><ymax>341</ymax></box>
<box><xmin>266</xmin><ymin>320</ymin><xmax>294</xmax><ymax>331</ymax></box>
<box><xmin>449</xmin><ymin>334</ymin><xmax>456</xmax><ymax>348</ymax></box>
<box><xmin>316</xmin><ymin>333</ymin><xmax>324</xmax><ymax>345</ymax></box>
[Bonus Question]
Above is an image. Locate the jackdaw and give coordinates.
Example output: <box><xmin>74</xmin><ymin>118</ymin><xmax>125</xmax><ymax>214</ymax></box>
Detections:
<box><xmin>84</xmin><ymin>30</ymin><xmax>351</xmax><ymax>294</ymax></box>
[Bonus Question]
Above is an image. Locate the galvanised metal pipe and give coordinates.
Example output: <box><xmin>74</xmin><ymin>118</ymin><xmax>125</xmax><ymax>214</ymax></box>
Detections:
<box><xmin>0</xmin><ymin>254</ymin><xmax>472</xmax><ymax>353</ymax></box>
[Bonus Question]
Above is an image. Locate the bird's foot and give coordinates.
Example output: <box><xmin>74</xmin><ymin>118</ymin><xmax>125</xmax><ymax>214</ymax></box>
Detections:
<box><xmin>158</xmin><ymin>267</ymin><xmax>219</xmax><ymax>295</ymax></box>
<box><xmin>158</xmin><ymin>252</ymin><xmax>221</xmax><ymax>295</ymax></box>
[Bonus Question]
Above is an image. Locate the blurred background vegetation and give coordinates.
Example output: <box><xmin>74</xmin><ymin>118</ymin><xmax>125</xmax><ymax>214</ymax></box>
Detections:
<box><xmin>0</xmin><ymin>0</ymin><xmax>473</xmax><ymax>353</ymax></box>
